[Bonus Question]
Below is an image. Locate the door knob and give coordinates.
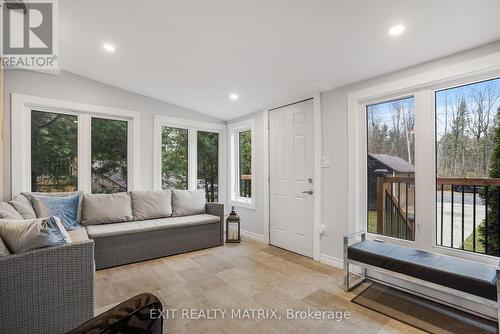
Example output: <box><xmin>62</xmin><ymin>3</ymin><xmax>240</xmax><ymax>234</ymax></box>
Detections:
<box><xmin>302</xmin><ymin>189</ymin><xmax>314</xmax><ymax>195</ymax></box>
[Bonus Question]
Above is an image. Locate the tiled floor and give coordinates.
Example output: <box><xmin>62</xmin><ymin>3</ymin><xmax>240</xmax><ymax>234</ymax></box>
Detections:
<box><xmin>94</xmin><ymin>238</ymin><xmax>425</xmax><ymax>333</ymax></box>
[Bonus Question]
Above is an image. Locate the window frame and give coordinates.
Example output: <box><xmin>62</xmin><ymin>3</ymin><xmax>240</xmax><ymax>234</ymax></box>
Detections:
<box><xmin>160</xmin><ymin>125</ymin><xmax>190</xmax><ymax>190</ymax></box>
<box><xmin>11</xmin><ymin>94</ymin><xmax>141</xmax><ymax>195</ymax></box>
<box><xmin>197</xmin><ymin>130</ymin><xmax>220</xmax><ymax>202</ymax></box>
<box><xmin>90</xmin><ymin>116</ymin><xmax>131</xmax><ymax>194</ymax></box>
<box><xmin>348</xmin><ymin>55</ymin><xmax>500</xmax><ymax>266</ymax></box>
<box><xmin>364</xmin><ymin>95</ymin><xmax>416</xmax><ymax>242</ymax></box>
<box><xmin>228</xmin><ymin>118</ymin><xmax>256</xmax><ymax>209</ymax></box>
<box><xmin>153</xmin><ymin>115</ymin><xmax>226</xmax><ymax>201</ymax></box>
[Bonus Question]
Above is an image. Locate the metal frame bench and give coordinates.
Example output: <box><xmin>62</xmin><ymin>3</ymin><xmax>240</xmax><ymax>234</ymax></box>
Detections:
<box><xmin>343</xmin><ymin>231</ymin><xmax>500</xmax><ymax>329</ymax></box>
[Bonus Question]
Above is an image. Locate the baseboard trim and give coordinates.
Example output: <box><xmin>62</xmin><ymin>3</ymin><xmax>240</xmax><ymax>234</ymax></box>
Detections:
<box><xmin>319</xmin><ymin>254</ymin><xmax>343</xmax><ymax>269</ymax></box>
<box><xmin>241</xmin><ymin>230</ymin><xmax>266</xmax><ymax>243</ymax></box>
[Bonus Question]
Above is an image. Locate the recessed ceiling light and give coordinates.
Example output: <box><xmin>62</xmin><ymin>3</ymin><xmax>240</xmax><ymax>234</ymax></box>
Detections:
<box><xmin>388</xmin><ymin>25</ymin><xmax>405</xmax><ymax>36</ymax></box>
<box><xmin>102</xmin><ymin>43</ymin><xmax>116</xmax><ymax>53</ymax></box>
<box><xmin>229</xmin><ymin>93</ymin><xmax>239</xmax><ymax>101</ymax></box>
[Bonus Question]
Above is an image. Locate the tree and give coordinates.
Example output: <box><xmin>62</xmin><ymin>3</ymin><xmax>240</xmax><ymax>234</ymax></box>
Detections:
<box><xmin>161</xmin><ymin>127</ymin><xmax>188</xmax><ymax>190</ymax></box>
<box><xmin>31</xmin><ymin>111</ymin><xmax>78</xmax><ymax>192</ymax></box>
<box><xmin>239</xmin><ymin>130</ymin><xmax>252</xmax><ymax>197</ymax></box>
<box><xmin>91</xmin><ymin>118</ymin><xmax>128</xmax><ymax>193</ymax></box>
<box><xmin>479</xmin><ymin>108</ymin><xmax>500</xmax><ymax>255</ymax></box>
<box><xmin>197</xmin><ymin>132</ymin><xmax>219</xmax><ymax>202</ymax></box>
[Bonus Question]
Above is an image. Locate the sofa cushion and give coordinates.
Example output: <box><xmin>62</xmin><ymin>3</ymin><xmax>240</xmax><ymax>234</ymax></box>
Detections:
<box><xmin>0</xmin><ymin>216</ymin><xmax>71</xmax><ymax>253</ymax></box>
<box><xmin>0</xmin><ymin>236</ymin><xmax>11</xmax><ymax>256</ymax></box>
<box><xmin>172</xmin><ymin>189</ymin><xmax>206</xmax><ymax>217</ymax></box>
<box><xmin>67</xmin><ymin>227</ymin><xmax>89</xmax><ymax>242</ymax></box>
<box><xmin>348</xmin><ymin>240</ymin><xmax>498</xmax><ymax>301</ymax></box>
<box><xmin>0</xmin><ymin>202</ymin><xmax>23</xmax><ymax>219</ymax></box>
<box><xmin>82</xmin><ymin>192</ymin><xmax>133</xmax><ymax>225</ymax></box>
<box><xmin>86</xmin><ymin>214</ymin><xmax>220</xmax><ymax>238</ymax></box>
<box><xmin>22</xmin><ymin>191</ymin><xmax>84</xmax><ymax>223</ymax></box>
<box><xmin>32</xmin><ymin>194</ymin><xmax>81</xmax><ymax>231</ymax></box>
<box><xmin>130</xmin><ymin>190</ymin><xmax>172</xmax><ymax>221</ymax></box>
<box><xmin>9</xmin><ymin>195</ymin><xmax>37</xmax><ymax>219</ymax></box>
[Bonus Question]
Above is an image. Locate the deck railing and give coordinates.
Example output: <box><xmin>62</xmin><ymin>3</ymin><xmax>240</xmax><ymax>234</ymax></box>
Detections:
<box><xmin>375</xmin><ymin>175</ymin><xmax>500</xmax><ymax>256</ymax></box>
<box><xmin>436</xmin><ymin>177</ymin><xmax>500</xmax><ymax>256</ymax></box>
<box><xmin>376</xmin><ymin>175</ymin><xmax>415</xmax><ymax>241</ymax></box>
<box><xmin>240</xmin><ymin>174</ymin><xmax>252</xmax><ymax>198</ymax></box>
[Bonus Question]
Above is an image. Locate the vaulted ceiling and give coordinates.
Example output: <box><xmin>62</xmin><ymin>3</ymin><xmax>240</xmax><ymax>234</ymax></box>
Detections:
<box><xmin>60</xmin><ymin>0</ymin><xmax>500</xmax><ymax>120</ymax></box>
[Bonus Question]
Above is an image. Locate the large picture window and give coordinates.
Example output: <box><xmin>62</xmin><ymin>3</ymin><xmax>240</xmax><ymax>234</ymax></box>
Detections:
<box><xmin>91</xmin><ymin>118</ymin><xmax>128</xmax><ymax>194</ymax></box>
<box><xmin>31</xmin><ymin>110</ymin><xmax>78</xmax><ymax>192</ymax></box>
<box><xmin>197</xmin><ymin>131</ymin><xmax>219</xmax><ymax>202</ymax></box>
<box><xmin>161</xmin><ymin>126</ymin><xmax>189</xmax><ymax>190</ymax></box>
<box><xmin>366</xmin><ymin>97</ymin><xmax>415</xmax><ymax>241</ymax></box>
<box><xmin>436</xmin><ymin>77</ymin><xmax>500</xmax><ymax>256</ymax></box>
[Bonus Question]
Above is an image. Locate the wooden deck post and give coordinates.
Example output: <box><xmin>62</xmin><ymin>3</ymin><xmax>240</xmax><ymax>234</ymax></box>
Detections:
<box><xmin>376</xmin><ymin>175</ymin><xmax>385</xmax><ymax>234</ymax></box>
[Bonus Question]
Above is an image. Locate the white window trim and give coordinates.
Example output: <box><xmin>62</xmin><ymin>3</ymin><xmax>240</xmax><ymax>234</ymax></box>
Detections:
<box><xmin>347</xmin><ymin>50</ymin><xmax>500</xmax><ymax>266</ymax></box>
<box><xmin>11</xmin><ymin>93</ymin><xmax>141</xmax><ymax>196</ymax></box>
<box><xmin>153</xmin><ymin>115</ymin><xmax>226</xmax><ymax>202</ymax></box>
<box><xmin>228</xmin><ymin>118</ymin><xmax>256</xmax><ymax>209</ymax></box>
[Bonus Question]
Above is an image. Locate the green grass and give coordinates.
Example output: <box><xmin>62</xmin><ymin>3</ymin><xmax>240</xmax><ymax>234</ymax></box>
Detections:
<box><xmin>368</xmin><ymin>210</ymin><xmax>377</xmax><ymax>233</ymax></box>
<box><xmin>462</xmin><ymin>222</ymin><xmax>485</xmax><ymax>253</ymax></box>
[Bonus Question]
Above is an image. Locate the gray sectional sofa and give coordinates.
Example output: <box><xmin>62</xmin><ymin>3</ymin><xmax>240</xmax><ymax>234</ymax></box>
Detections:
<box><xmin>0</xmin><ymin>189</ymin><xmax>224</xmax><ymax>334</ymax></box>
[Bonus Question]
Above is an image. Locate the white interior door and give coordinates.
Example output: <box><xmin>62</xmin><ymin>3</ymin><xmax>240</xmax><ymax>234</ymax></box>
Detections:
<box><xmin>269</xmin><ymin>99</ymin><xmax>314</xmax><ymax>257</ymax></box>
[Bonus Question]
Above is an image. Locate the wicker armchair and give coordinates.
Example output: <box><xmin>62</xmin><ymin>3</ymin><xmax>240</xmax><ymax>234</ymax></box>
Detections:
<box><xmin>0</xmin><ymin>240</ymin><xmax>95</xmax><ymax>334</ymax></box>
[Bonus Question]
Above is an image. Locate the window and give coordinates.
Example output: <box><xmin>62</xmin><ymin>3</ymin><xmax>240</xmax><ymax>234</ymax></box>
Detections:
<box><xmin>12</xmin><ymin>95</ymin><xmax>140</xmax><ymax>196</ymax></box>
<box><xmin>436</xmin><ymin>77</ymin><xmax>500</xmax><ymax>256</ymax></box>
<box><xmin>228</xmin><ymin>118</ymin><xmax>255</xmax><ymax>209</ymax></box>
<box><xmin>238</xmin><ymin>130</ymin><xmax>252</xmax><ymax>198</ymax></box>
<box><xmin>161</xmin><ymin>126</ymin><xmax>189</xmax><ymax>190</ymax></box>
<box><xmin>197</xmin><ymin>131</ymin><xmax>219</xmax><ymax>202</ymax></box>
<box><xmin>366</xmin><ymin>97</ymin><xmax>415</xmax><ymax>241</ymax></box>
<box><xmin>31</xmin><ymin>110</ymin><xmax>78</xmax><ymax>192</ymax></box>
<box><xmin>91</xmin><ymin>118</ymin><xmax>128</xmax><ymax>194</ymax></box>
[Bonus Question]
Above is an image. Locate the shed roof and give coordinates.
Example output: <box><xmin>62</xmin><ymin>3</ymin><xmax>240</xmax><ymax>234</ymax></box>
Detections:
<box><xmin>369</xmin><ymin>153</ymin><xmax>414</xmax><ymax>173</ymax></box>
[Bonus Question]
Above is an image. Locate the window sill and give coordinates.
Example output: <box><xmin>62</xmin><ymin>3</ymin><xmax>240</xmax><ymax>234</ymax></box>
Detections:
<box><xmin>231</xmin><ymin>198</ymin><xmax>255</xmax><ymax>210</ymax></box>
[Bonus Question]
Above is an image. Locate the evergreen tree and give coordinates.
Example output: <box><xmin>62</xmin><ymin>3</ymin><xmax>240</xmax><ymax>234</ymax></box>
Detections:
<box><xmin>479</xmin><ymin>107</ymin><xmax>500</xmax><ymax>255</ymax></box>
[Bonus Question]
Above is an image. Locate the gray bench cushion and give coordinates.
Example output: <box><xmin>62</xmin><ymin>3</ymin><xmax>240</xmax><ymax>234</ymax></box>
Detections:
<box><xmin>86</xmin><ymin>214</ymin><xmax>220</xmax><ymax>238</ymax></box>
<box><xmin>348</xmin><ymin>240</ymin><xmax>498</xmax><ymax>301</ymax></box>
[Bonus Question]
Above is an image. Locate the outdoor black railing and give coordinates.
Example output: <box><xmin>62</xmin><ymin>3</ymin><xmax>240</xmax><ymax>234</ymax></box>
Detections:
<box><xmin>436</xmin><ymin>178</ymin><xmax>500</xmax><ymax>257</ymax></box>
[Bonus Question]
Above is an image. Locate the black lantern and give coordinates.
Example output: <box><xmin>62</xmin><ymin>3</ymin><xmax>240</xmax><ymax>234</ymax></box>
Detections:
<box><xmin>226</xmin><ymin>206</ymin><xmax>241</xmax><ymax>243</ymax></box>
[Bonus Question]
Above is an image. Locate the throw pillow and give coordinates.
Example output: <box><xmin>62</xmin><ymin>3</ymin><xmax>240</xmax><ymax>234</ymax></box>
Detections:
<box><xmin>130</xmin><ymin>190</ymin><xmax>172</xmax><ymax>221</ymax></box>
<box><xmin>22</xmin><ymin>191</ymin><xmax>84</xmax><ymax>223</ymax></box>
<box><xmin>9</xmin><ymin>195</ymin><xmax>37</xmax><ymax>219</ymax></box>
<box><xmin>31</xmin><ymin>194</ymin><xmax>81</xmax><ymax>231</ymax></box>
<box><xmin>81</xmin><ymin>192</ymin><xmax>133</xmax><ymax>225</ymax></box>
<box><xmin>0</xmin><ymin>216</ymin><xmax>71</xmax><ymax>254</ymax></box>
<box><xmin>172</xmin><ymin>189</ymin><xmax>206</xmax><ymax>217</ymax></box>
<box><xmin>0</xmin><ymin>202</ymin><xmax>23</xmax><ymax>219</ymax></box>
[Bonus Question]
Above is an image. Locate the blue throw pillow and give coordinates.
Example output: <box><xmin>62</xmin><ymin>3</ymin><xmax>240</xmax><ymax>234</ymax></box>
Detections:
<box><xmin>32</xmin><ymin>194</ymin><xmax>81</xmax><ymax>231</ymax></box>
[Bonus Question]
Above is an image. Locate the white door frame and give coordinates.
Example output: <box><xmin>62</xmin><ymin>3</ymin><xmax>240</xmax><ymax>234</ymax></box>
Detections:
<box><xmin>264</xmin><ymin>94</ymin><xmax>322</xmax><ymax>261</ymax></box>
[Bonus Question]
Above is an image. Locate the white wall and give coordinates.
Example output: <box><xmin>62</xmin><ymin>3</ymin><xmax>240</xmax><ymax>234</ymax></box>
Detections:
<box><xmin>2</xmin><ymin>70</ymin><xmax>224</xmax><ymax>200</ymax></box>
<box><xmin>226</xmin><ymin>41</ymin><xmax>500</xmax><ymax>263</ymax></box>
<box><xmin>320</xmin><ymin>41</ymin><xmax>500</xmax><ymax>263</ymax></box>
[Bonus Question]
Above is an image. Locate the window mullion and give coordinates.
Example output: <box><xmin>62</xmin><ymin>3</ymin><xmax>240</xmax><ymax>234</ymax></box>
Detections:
<box><xmin>413</xmin><ymin>89</ymin><xmax>434</xmax><ymax>251</ymax></box>
<box><xmin>78</xmin><ymin>113</ymin><xmax>92</xmax><ymax>193</ymax></box>
<box><xmin>188</xmin><ymin>128</ymin><xmax>197</xmax><ymax>190</ymax></box>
